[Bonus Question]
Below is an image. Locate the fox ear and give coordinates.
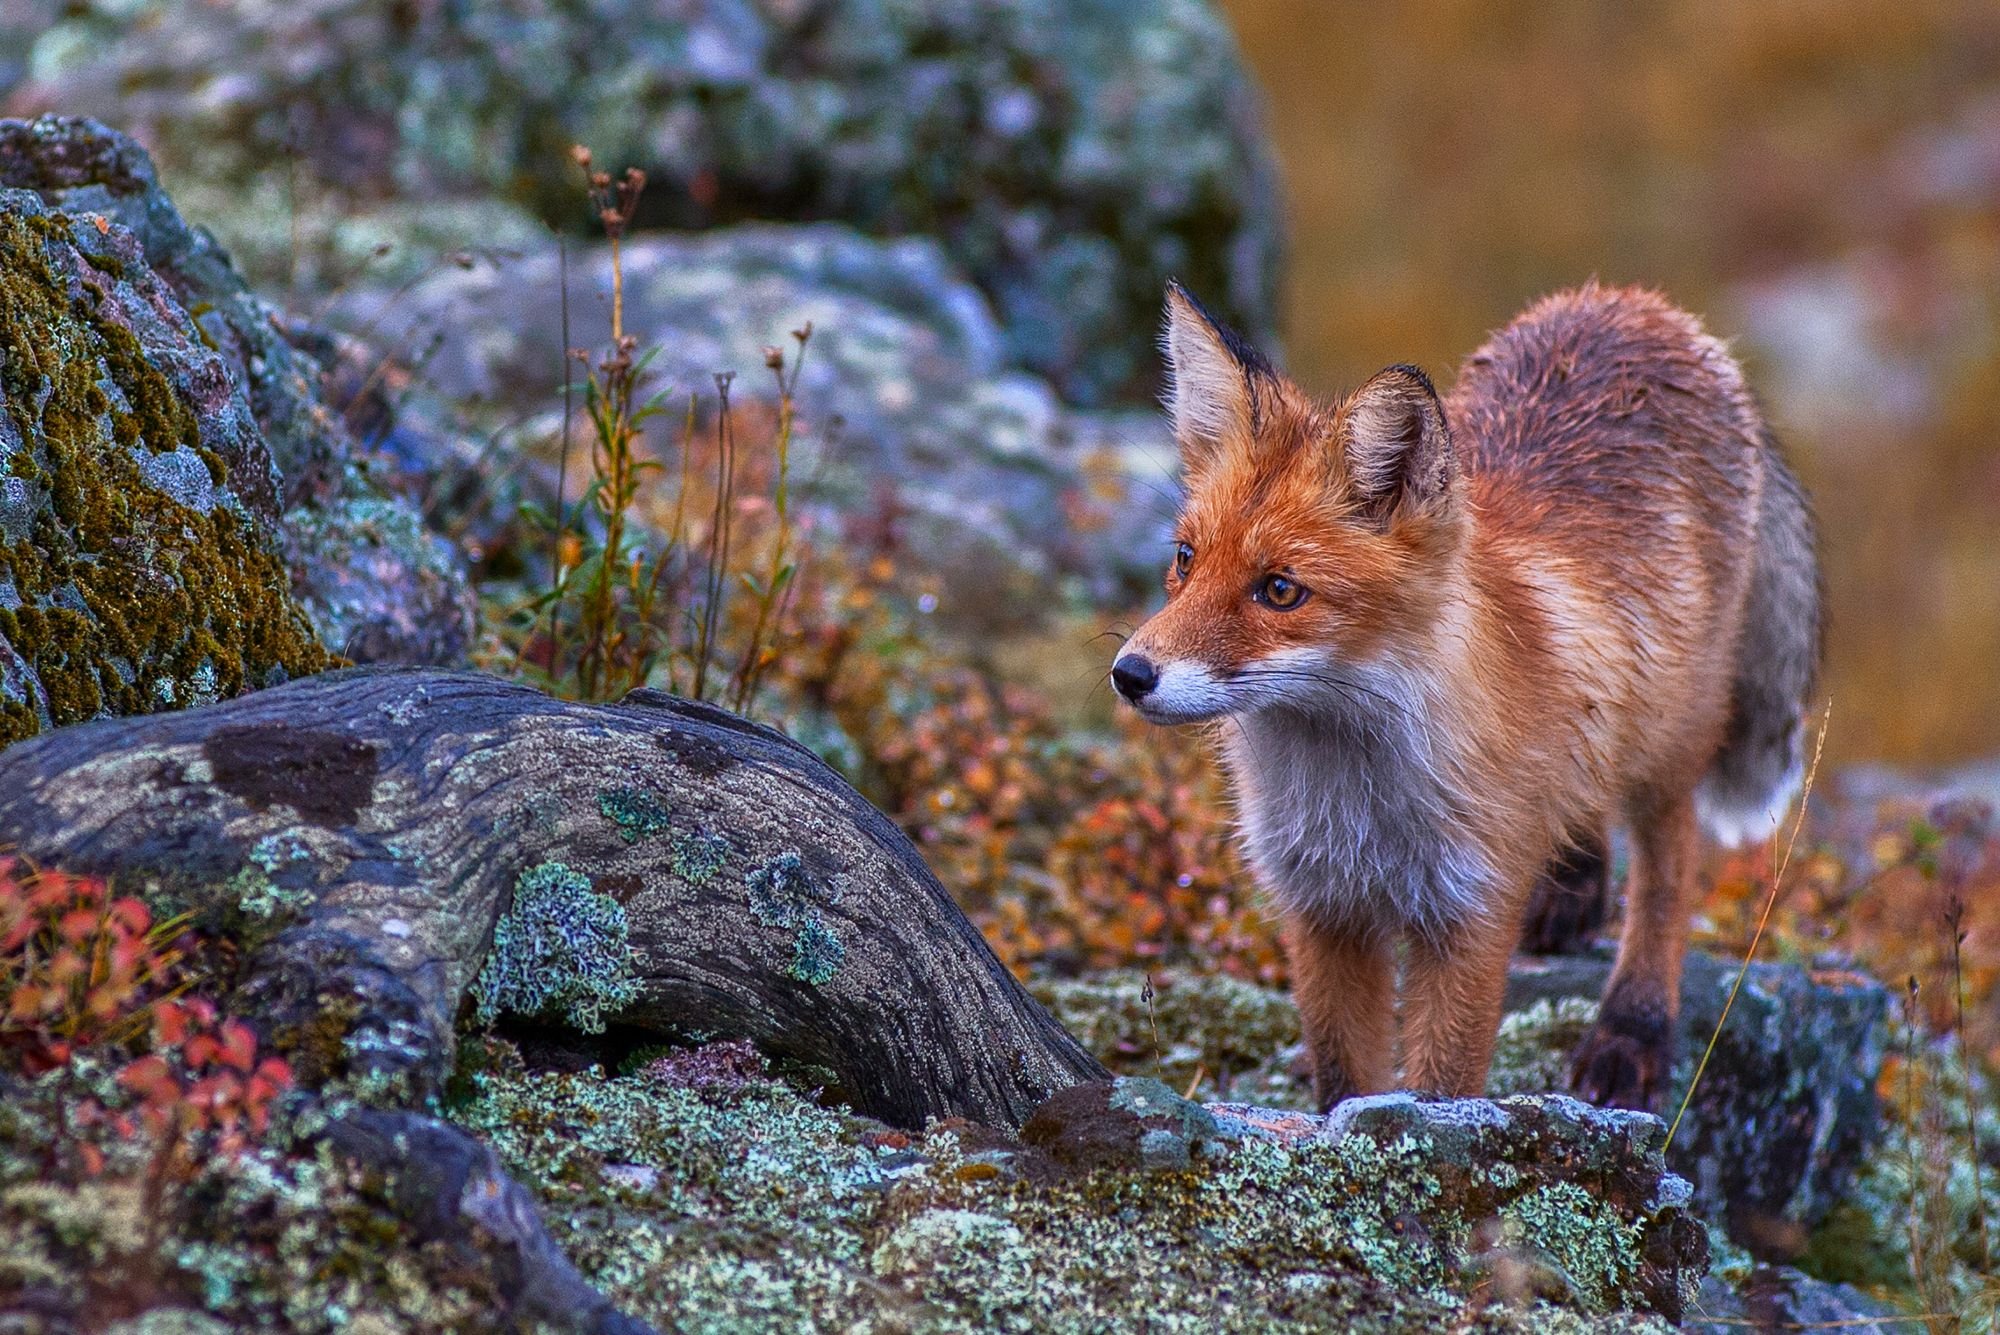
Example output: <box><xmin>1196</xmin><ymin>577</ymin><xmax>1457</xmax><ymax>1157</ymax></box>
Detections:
<box><xmin>1341</xmin><ymin>364</ymin><xmax>1456</xmax><ymax>518</ymax></box>
<box><xmin>1161</xmin><ymin>282</ymin><xmax>1268</xmax><ymax>459</ymax></box>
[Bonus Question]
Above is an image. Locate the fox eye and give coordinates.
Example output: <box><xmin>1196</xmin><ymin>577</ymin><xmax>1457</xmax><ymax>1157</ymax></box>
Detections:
<box><xmin>1172</xmin><ymin>542</ymin><xmax>1194</xmax><ymax>579</ymax></box>
<box><xmin>1255</xmin><ymin>574</ymin><xmax>1309</xmax><ymax>610</ymax></box>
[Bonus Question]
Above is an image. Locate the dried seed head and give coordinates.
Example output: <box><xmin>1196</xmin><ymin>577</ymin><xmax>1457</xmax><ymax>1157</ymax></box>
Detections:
<box><xmin>762</xmin><ymin>345</ymin><xmax>784</xmax><ymax>370</ymax></box>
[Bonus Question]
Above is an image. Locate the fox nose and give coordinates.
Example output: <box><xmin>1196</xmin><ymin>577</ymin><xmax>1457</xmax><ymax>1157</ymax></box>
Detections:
<box><xmin>1111</xmin><ymin>655</ymin><xmax>1159</xmax><ymax>701</ymax></box>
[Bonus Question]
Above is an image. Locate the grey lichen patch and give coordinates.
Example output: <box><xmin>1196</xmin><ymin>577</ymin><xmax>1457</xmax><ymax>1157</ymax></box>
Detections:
<box><xmin>1488</xmin><ymin>998</ymin><xmax>1599</xmax><ymax>1098</ymax></box>
<box><xmin>431</xmin><ymin>1035</ymin><xmax>1704</xmax><ymax>1332</ymax></box>
<box><xmin>1501</xmin><ymin>1181</ymin><xmax>1645</xmax><ymax>1310</ymax></box>
<box><xmin>668</xmin><ymin>829</ymin><xmax>730</xmax><ymax>885</ymax></box>
<box><xmin>471</xmin><ymin>861</ymin><xmax>640</xmax><ymax>1033</ymax></box>
<box><xmin>746</xmin><ymin>851</ymin><xmax>847</xmax><ymax>987</ymax></box>
<box><xmin>228</xmin><ymin>831</ymin><xmax>316</xmax><ymax>921</ymax></box>
<box><xmin>227</xmin><ymin>864</ymin><xmax>307</xmax><ymax>922</ymax></box>
<box><xmin>788</xmin><ymin>917</ymin><xmax>845</xmax><ymax>987</ymax></box>
<box><xmin>1032</xmin><ymin>967</ymin><xmax>1309</xmax><ymax>1105</ymax></box>
<box><xmin>596</xmin><ymin>786</ymin><xmax>672</xmax><ymax>843</ymax></box>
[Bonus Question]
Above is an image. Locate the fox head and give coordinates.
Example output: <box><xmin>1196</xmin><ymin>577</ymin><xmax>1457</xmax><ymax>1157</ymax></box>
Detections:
<box><xmin>1112</xmin><ymin>283</ymin><xmax>1466</xmax><ymax>724</ymax></box>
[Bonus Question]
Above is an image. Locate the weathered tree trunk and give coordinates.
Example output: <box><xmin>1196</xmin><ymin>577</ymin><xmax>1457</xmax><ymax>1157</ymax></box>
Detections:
<box><xmin>0</xmin><ymin>667</ymin><xmax>1106</xmax><ymax>1130</ymax></box>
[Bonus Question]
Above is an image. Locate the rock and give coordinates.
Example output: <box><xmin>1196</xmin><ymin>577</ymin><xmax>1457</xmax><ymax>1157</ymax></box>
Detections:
<box><xmin>13</xmin><ymin>0</ymin><xmax>1282</xmax><ymax>406</ymax></box>
<box><xmin>440</xmin><ymin>1055</ymin><xmax>1706</xmax><ymax>1328</ymax></box>
<box><xmin>1208</xmin><ymin>1092</ymin><xmax>1710</xmax><ymax>1321</ymax></box>
<box><xmin>1502</xmin><ymin>951</ymin><xmax>1889</xmax><ymax>1261</ymax></box>
<box><xmin>0</xmin><ymin>116</ymin><xmax>476</xmax><ymax>668</ymax></box>
<box><xmin>1019</xmin><ymin>1074</ymin><xmax>1227</xmax><ymax>1172</ymax></box>
<box><xmin>0</xmin><ymin>176</ymin><xmax>328</xmax><ymax>746</ymax></box>
<box><xmin>1046</xmin><ymin>957</ymin><xmax>1891</xmax><ymax>1270</ymax></box>
<box><xmin>1688</xmin><ymin>1266</ymin><xmax>1902</xmax><ymax>1334</ymax></box>
<box><xmin>328</xmin><ymin>225</ymin><xmax>1177</xmax><ymax>612</ymax></box>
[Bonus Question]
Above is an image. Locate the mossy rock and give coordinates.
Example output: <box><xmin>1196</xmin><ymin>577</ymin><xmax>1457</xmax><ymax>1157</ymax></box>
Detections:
<box><xmin>448</xmin><ymin>1048</ymin><xmax>1702</xmax><ymax>1331</ymax></box>
<box><xmin>0</xmin><ymin>116</ymin><xmax>476</xmax><ymax>668</ymax></box>
<box><xmin>0</xmin><ymin>187</ymin><xmax>329</xmax><ymax>746</ymax></box>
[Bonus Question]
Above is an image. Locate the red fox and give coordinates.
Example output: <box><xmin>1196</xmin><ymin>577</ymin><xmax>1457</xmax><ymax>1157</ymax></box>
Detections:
<box><xmin>1112</xmin><ymin>281</ymin><xmax>1821</xmax><ymax>1111</ymax></box>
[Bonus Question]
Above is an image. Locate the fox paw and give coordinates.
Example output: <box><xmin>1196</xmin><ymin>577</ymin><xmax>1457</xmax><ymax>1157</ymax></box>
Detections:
<box><xmin>1568</xmin><ymin>1000</ymin><xmax>1673</xmax><ymax>1112</ymax></box>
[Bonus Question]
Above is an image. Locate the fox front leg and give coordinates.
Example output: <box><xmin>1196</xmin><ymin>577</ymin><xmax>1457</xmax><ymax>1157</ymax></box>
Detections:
<box><xmin>1398</xmin><ymin>910</ymin><xmax>1519</xmax><ymax>1097</ymax></box>
<box><xmin>1282</xmin><ymin>914</ymin><xmax>1395</xmax><ymax>1110</ymax></box>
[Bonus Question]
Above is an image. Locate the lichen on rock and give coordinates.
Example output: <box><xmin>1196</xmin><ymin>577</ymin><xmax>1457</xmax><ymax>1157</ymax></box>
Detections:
<box><xmin>436</xmin><ymin>1042</ymin><xmax>1706</xmax><ymax>1332</ymax></box>
<box><xmin>472</xmin><ymin>860</ymin><xmax>641</xmax><ymax>1033</ymax></box>
<box><xmin>745</xmin><ymin>849</ymin><xmax>847</xmax><ymax>987</ymax></box>
<box><xmin>0</xmin><ymin>115</ymin><xmax>476</xmax><ymax>671</ymax></box>
<box><xmin>597</xmin><ymin>786</ymin><xmax>673</xmax><ymax>843</ymax></box>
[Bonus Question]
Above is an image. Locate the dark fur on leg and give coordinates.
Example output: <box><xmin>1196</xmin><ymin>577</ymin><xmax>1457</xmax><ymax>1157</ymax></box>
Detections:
<box><xmin>1569</xmin><ymin>981</ymin><xmax>1676</xmax><ymax>1112</ymax></box>
<box><xmin>1518</xmin><ymin>831</ymin><xmax>1610</xmax><ymax>955</ymax></box>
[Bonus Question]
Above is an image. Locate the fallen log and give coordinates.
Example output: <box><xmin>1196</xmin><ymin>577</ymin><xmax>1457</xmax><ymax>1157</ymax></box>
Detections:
<box><xmin>0</xmin><ymin>666</ymin><xmax>1107</xmax><ymax>1130</ymax></box>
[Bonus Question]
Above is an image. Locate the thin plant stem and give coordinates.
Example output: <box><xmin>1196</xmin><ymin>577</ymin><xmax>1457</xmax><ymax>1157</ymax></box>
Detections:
<box><xmin>548</xmin><ymin>232</ymin><xmax>574</xmax><ymax>680</ymax></box>
<box><xmin>1666</xmin><ymin>702</ymin><xmax>1830</xmax><ymax>1150</ymax></box>
<box><xmin>1948</xmin><ymin>900</ymin><xmax>1992</xmax><ymax>1274</ymax></box>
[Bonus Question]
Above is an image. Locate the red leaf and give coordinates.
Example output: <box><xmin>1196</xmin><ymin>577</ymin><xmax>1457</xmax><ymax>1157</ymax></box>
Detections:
<box><xmin>56</xmin><ymin>908</ymin><xmax>99</xmax><ymax>944</ymax></box>
<box><xmin>108</xmin><ymin>898</ymin><xmax>150</xmax><ymax>936</ymax></box>
<box><xmin>117</xmin><ymin>1055</ymin><xmax>179</xmax><ymax>1105</ymax></box>
<box><xmin>185</xmin><ymin>1034</ymin><xmax>220</xmax><ymax>1070</ymax></box>
<box><xmin>218</xmin><ymin>1021</ymin><xmax>257</xmax><ymax>1073</ymax></box>
<box><xmin>154</xmin><ymin>1001</ymin><xmax>190</xmax><ymax>1046</ymax></box>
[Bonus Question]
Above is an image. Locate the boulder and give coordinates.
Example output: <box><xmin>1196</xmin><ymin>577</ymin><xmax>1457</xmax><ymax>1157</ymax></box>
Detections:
<box><xmin>1505</xmin><ymin>952</ymin><xmax>1890</xmax><ymax>1261</ymax></box>
<box><xmin>327</xmin><ymin>225</ymin><xmax>1178</xmax><ymax>613</ymax></box>
<box><xmin>1041</xmin><ymin>958</ymin><xmax>1890</xmax><ymax>1266</ymax></box>
<box><xmin>0</xmin><ymin>116</ymin><xmax>475</xmax><ymax>669</ymax></box>
<box><xmin>13</xmin><ymin>0</ymin><xmax>1283</xmax><ymax>406</ymax></box>
<box><xmin>1020</xmin><ymin>1074</ymin><xmax>1230</xmax><ymax>1173</ymax></box>
<box><xmin>1688</xmin><ymin>1266</ymin><xmax>1903</xmax><ymax>1334</ymax></box>
<box><xmin>0</xmin><ymin>175</ymin><xmax>327</xmax><ymax>745</ymax></box>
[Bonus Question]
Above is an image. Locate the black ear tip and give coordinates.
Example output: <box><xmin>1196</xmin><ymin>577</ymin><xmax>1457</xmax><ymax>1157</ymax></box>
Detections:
<box><xmin>1381</xmin><ymin>363</ymin><xmax>1441</xmax><ymax>401</ymax></box>
<box><xmin>1168</xmin><ymin>285</ymin><xmax>1275</xmax><ymax>379</ymax></box>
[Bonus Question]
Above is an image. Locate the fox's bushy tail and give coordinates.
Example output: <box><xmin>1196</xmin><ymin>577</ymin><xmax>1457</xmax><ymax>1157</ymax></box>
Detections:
<box><xmin>1698</xmin><ymin>428</ymin><xmax>1823</xmax><ymax>847</ymax></box>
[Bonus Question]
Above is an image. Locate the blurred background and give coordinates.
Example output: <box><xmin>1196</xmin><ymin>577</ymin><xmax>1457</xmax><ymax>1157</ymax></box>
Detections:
<box><xmin>4</xmin><ymin>3</ymin><xmax>1996</xmax><ymax>1030</ymax></box>
<box><xmin>1224</xmin><ymin>0</ymin><xmax>2000</xmax><ymax>767</ymax></box>
<box><xmin>8</xmin><ymin>0</ymin><xmax>1995</xmax><ymax>767</ymax></box>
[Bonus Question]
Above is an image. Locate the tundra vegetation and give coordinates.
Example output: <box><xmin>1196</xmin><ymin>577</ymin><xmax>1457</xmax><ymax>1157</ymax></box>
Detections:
<box><xmin>0</xmin><ymin>3</ymin><xmax>1997</xmax><ymax>1331</ymax></box>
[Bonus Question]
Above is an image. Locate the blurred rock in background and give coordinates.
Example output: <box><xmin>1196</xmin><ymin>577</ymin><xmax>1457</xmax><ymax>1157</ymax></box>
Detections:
<box><xmin>11</xmin><ymin>0</ymin><xmax>1283</xmax><ymax>407</ymax></box>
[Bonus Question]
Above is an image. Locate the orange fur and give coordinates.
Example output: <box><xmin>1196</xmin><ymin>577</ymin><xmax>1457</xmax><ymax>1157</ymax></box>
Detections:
<box><xmin>1115</xmin><ymin>281</ymin><xmax>1820</xmax><ymax>1110</ymax></box>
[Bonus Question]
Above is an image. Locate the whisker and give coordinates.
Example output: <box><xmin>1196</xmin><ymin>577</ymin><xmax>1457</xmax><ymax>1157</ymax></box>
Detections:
<box><xmin>1234</xmin><ymin>667</ymin><xmax>1418</xmax><ymax>725</ymax></box>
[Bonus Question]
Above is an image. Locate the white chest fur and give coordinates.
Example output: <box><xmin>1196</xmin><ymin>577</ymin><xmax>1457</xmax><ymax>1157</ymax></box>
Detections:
<box><xmin>1221</xmin><ymin>692</ymin><xmax>1494</xmax><ymax>941</ymax></box>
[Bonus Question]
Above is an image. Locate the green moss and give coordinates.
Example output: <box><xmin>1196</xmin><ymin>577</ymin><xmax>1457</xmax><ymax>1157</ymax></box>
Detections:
<box><xmin>471</xmin><ymin>861</ymin><xmax>640</xmax><ymax>1033</ymax></box>
<box><xmin>0</xmin><ymin>206</ymin><xmax>328</xmax><ymax>748</ymax></box>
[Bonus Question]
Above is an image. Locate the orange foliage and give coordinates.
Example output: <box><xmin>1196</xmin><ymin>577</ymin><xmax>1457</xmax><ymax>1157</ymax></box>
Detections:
<box><xmin>0</xmin><ymin>857</ymin><xmax>292</xmax><ymax>1177</ymax></box>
